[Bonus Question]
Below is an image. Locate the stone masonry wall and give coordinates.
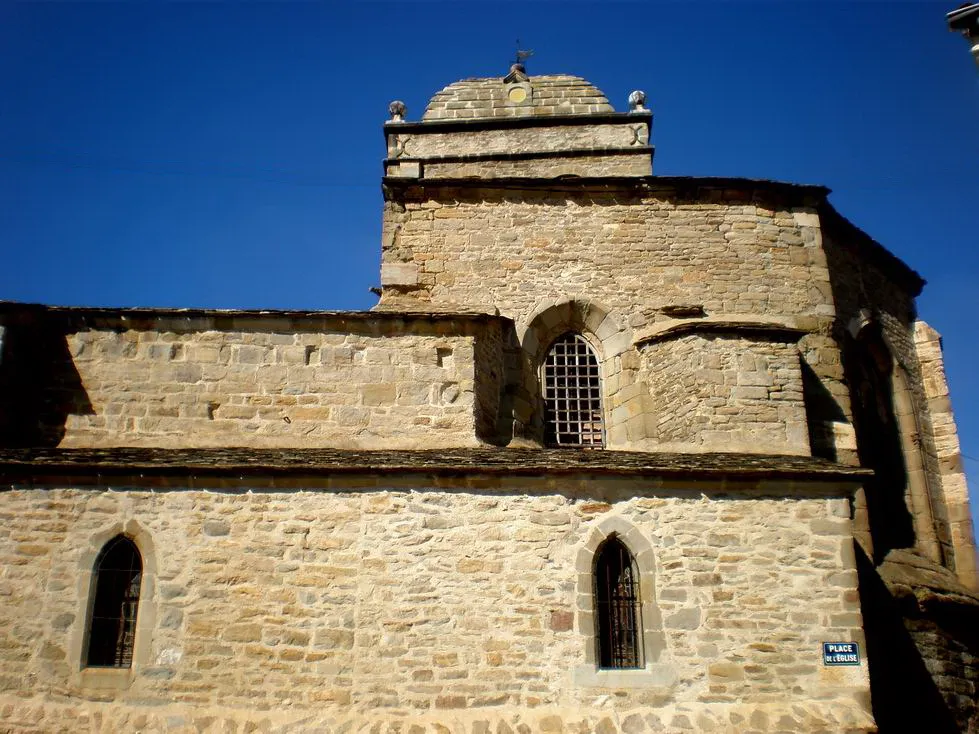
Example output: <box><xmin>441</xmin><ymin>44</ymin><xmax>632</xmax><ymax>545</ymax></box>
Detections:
<box><xmin>420</xmin><ymin>154</ymin><xmax>648</xmax><ymax>179</ymax></box>
<box><xmin>638</xmin><ymin>335</ymin><xmax>808</xmax><ymax>454</ymax></box>
<box><xmin>389</xmin><ymin>124</ymin><xmax>645</xmax><ymax>160</ymax></box>
<box><xmin>819</xmin><ymin>218</ymin><xmax>953</xmax><ymax>563</ymax></box>
<box><xmin>381</xmin><ymin>185</ymin><xmax>849</xmax><ymax>457</ymax></box>
<box><xmin>385</xmin><ymin>121</ymin><xmax>651</xmax><ymax>179</ymax></box>
<box><xmin>0</xmin><ymin>479</ymin><xmax>873</xmax><ymax>732</ymax></box>
<box><xmin>2</xmin><ymin>314</ymin><xmax>506</xmax><ymax>450</ymax></box>
<box><xmin>914</xmin><ymin>321</ymin><xmax>978</xmax><ymax>591</ymax></box>
<box><xmin>381</xmin><ymin>188</ymin><xmax>830</xmax><ymax>330</ymax></box>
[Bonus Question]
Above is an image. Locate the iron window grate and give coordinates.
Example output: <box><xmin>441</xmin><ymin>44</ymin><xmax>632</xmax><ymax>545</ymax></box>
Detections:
<box><xmin>543</xmin><ymin>332</ymin><xmax>604</xmax><ymax>448</ymax></box>
<box><xmin>86</xmin><ymin>535</ymin><xmax>142</xmax><ymax>668</ymax></box>
<box><xmin>595</xmin><ymin>537</ymin><xmax>643</xmax><ymax>669</ymax></box>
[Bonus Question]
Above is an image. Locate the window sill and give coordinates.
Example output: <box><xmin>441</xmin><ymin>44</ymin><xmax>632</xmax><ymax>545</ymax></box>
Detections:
<box><xmin>77</xmin><ymin>666</ymin><xmax>134</xmax><ymax>690</ymax></box>
<box><xmin>573</xmin><ymin>663</ymin><xmax>677</xmax><ymax>689</ymax></box>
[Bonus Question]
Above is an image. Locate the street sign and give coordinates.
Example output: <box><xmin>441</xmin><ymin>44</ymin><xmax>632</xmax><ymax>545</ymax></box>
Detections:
<box><xmin>822</xmin><ymin>642</ymin><xmax>860</xmax><ymax>666</ymax></box>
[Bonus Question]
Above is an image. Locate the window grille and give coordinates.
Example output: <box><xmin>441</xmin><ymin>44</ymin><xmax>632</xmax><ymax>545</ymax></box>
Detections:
<box><xmin>594</xmin><ymin>537</ymin><xmax>643</xmax><ymax>669</ymax></box>
<box><xmin>543</xmin><ymin>332</ymin><xmax>604</xmax><ymax>447</ymax></box>
<box><xmin>86</xmin><ymin>535</ymin><xmax>142</xmax><ymax>668</ymax></box>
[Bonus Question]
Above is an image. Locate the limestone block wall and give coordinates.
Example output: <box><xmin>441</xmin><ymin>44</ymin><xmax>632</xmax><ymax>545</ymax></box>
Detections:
<box><xmin>0</xmin><ymin>479</ymin><xmax>873</xmax><ymax>732</ymax></box>
<box><xmin>0</xmin><ymin>311</ymin><xmax>507</xmax><ymax>449</ymax></box>
<box><xmin>820</xmin><ymin>211</ymin><xmax>958</xmax><ymax>569</ymax></box>
<box><xmin>638</xmin><ymin>335</ymin><xmax>808</xmax><ymax>454</ymax></box>
<box><xmin>914</xmin><ymin>321</ymin><xmax>978</xmax><ymax>591</ymax></box>
<box><xmin>384</xmin><ymin>120</ymin><xmax>652</xmax><ymax>180</ymax></box>
<box><xmin>419</xmin><ymin>154</ymin><xmax>648</xmax><ymax>179</ymax></box>
<box><xmin>381</xmin><ymin>185</ymin><xmax>834</xmax><ymax>331</ymax></box>
<box><xmin>388</xmin><ymin>123</ymin><xmax>646</xmax><ymax>161</ymax></box>
<box><xmin>381</xmin><ymin>183</ymin><xmax>842</xmax><ymax>456</ymax></box>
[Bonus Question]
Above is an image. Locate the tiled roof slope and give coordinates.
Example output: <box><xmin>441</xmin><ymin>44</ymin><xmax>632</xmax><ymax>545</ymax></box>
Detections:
<box><xmin>423</xmin><ymin>75</ymin><xmax>614</xmax><ymax>120</ymax></box>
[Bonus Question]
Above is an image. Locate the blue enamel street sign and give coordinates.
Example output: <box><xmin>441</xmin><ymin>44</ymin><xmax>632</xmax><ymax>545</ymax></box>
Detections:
<box><xmin>822</xmin><ymin>642</ymin><xmax>860</xmax><ymax>666</ymax></box>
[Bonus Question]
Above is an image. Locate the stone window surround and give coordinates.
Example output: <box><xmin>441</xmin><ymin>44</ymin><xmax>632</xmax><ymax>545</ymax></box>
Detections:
<box><xmin>573</xmin><ymin>515</ymin><xmax>676</xmax><ymax>689</ymax></box>
<box><xmin>516</xmin><ymin>297</ymin><xmax>635</xmax><ymax>447</ymax></box>
<box><xmin>69</xmin><ymin>519</ymin><xmax>157</xmax><ymax>690</ymax></box>
<box><xmin>848</xmin><ymin>317</ymin><xmax>946</xmax><ymax>568</ymax></box>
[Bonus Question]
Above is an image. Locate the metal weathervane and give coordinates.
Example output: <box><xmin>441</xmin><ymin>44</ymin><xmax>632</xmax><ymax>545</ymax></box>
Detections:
<box><xmin>515</xmin><ymin>41</ymin><xmax>534</xmax><ymax>67</ymax></box>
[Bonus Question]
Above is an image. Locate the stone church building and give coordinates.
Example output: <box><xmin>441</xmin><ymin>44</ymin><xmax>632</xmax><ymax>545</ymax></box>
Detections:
<box><xmin>1</xmin><ymin>66</ymin><xmax>977</xmax><ymax>733</ymax></box>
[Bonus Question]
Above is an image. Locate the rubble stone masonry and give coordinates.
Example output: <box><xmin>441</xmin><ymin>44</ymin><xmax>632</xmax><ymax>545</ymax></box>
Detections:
<box><xmin>0</xmin><ymin>311</ymin><xmax>506</xmax><ymax>450</ymax></box>
<box><xmin>0</xmin><ymin>476</ymin><xmax>873</xmax><ymax>733</ymax></box>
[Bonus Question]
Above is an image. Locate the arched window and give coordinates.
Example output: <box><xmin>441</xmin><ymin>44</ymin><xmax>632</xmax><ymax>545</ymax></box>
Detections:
<box><xmin>594</xmin><ymin>536</ymin><xmax>643</xmax><ymax>669</ymax></box>
<box><xmin>86</xmin><ymin>535</ymin><xmax>142</xmax><ymax>668</ymax></box>
<box><xmin>543</xmin><ymin>332</ymin><xmax>604</xmax><ymax>448</ymax></box>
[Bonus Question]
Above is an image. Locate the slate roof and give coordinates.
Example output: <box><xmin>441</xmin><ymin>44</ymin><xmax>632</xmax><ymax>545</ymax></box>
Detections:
<box><xmin>0</xmin><ymin>447</ymin><xmax>870</xmax><ymax>482</ymax></box>
<box><xmin>423</xmin><ymin>75</ymin><xmax>614</xmax><ymax>120</ymax></box>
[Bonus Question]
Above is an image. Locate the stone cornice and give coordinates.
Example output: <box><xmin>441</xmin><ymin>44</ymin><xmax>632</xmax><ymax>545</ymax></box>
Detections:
<box><xmin>382</xmin><ymin>175</ymin><xmax>831</xmax><ymax>200</ymax></box>
<box><xmin>634</xmin><ymin>319</ymin><xmax>807</xmax><ymax>347</ymax></box>
<box><xmin>0</xmin><ymin>301</ymin><xmax>510</xmax><ymax>332</ymax></box>
<box><xmin>384</xmin><ymin>111</ymin><xmax>652</xmax><ymax>135</ymax></box>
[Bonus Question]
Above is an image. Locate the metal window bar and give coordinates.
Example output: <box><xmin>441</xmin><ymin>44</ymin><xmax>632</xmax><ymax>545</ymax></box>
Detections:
<box><xmin>543</xmin><ymin>333</ymin><xmax>604</xmax><ymax>447</ymax></box>
<box><xmin>86</xmin><ymin>535</ymin><xmax>142</xmax><ymax>668</ymax></box>
<box><xmin>595</xmin><ymin>538</ymin><xmax>643</xmax><ymax>669</ymax></box>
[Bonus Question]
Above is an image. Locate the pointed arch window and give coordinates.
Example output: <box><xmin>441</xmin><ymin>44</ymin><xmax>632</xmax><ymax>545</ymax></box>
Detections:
<box><xmin>594</xmin><ymin>536</ymin><xmax>643</xmax><ymax>669</ymax></box>
<box><xmin>86</xmin><ymin>535</ymin><xmax>142</xmax><ymax>668</ymax></box>
<box><xmin>543</xmin><ymin>332</ymin><xmax>604</xmax><ymax>448</ymax></box>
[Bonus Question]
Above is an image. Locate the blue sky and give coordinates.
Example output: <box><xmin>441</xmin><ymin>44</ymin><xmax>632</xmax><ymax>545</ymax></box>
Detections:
<box><xmin>1</xmin><ymin>1</ymin><xmax>977</xmax><ymax>527</ymax></box>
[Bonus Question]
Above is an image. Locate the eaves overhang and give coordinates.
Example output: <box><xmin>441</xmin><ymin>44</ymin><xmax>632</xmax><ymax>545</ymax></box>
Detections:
<box><xmin>382</xmin><ymin>175</ymin><xmax>831</xmax><ymax>200</ymax></box>
<box><xmin>0</xmin><ymin>447</ymin><xmax>872</xmax><ymax>489</ymax></box>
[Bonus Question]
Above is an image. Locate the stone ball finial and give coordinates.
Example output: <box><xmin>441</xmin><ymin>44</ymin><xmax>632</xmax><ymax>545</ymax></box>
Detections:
<box><xmin>388</xmin><ymin>100</ymin><xmax>406</xmax><ymax>123</ymax></box>
<box><xmin>628</xmin><ymin>90</ymin><xmax>647</xmax><ymax>112</ymax></box>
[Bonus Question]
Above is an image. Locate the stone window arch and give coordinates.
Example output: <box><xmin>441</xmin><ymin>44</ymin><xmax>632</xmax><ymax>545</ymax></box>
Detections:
<box><xmin>85</xmin><ymin>535</ymin><xmax>143</xmax><ymax>668</ymax></box>
<box><xmin>512</xmin><ymin>297</ymin><xmax>643</xmax><ymax>448</ymax></box>
<box><xmin>70</xmin><ymin>520</ymin><xmax>157</xmax><ymax>688</ymax></box>
<box><xmin>573</xmin><ymin>516</ymin><xmax>675</xmax><ymax>689</ymax></box>
<box><xmin>542</xmin><ymin>332</ymin><xmax>605</xmax><ymax>448</ymax></box>
<box><xmin>846</xmin><ymin>322</ymin><xmax>944</xmax><ymax>564</ymax></box>
<box><xmin>594</xmin><ymin>535</ymin><xmax>643</xmax><ymax>669</ymax></box>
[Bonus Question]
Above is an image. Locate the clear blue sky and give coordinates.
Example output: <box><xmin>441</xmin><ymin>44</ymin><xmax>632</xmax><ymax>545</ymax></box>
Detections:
<box><xmin>1</xmin><ymin>2</ymin><xmax>977</xmax><ymax>528</ymax></box>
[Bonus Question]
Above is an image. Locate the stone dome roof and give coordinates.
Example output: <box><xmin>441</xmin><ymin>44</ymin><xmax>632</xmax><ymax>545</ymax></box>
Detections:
<box><xmin>422</xmin><ymin>74</ymin><xmax>614</xmax><ymax>121</ymax></box>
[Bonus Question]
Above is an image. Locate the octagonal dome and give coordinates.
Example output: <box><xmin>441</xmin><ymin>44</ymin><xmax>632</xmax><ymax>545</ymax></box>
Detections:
<box><xmin>422</xmin><ymin>74</ymin><xmax>614</xmax><ymax>121</ymax></box>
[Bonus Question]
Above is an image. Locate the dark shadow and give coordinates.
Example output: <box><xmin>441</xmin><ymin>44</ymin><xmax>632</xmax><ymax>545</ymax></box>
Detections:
<box><xmin>475</xmin><ymin>320</ymin><xmax>518</xmax><ymax>447</ymax></box>
<box><xmin>800</xmin><ymin>359</ymin><xmax>846</xmax><ymax>462</ymax></box>
<box><xmin>0</xmin><ymin>318</ymin><xmax>93</xmax><ymax>447</ymax></box>
<box><xmin>493</xmin><ymin>322</ymin><xmax>521</xmax><ymax>446</ymax></box>
<box><xmin>856</xmin><ymin>546</ymin><xmax>961</xmax><ymax>734</ymax></box>
<box><xmin>858</xmin><ymin>545</ymin><xmax>979</xmax><ymax>733</ymax></box>
<box><xmin>845</xmin><ymin>330</ymin><xmax>916</xmax><ymax>562</ymax></box>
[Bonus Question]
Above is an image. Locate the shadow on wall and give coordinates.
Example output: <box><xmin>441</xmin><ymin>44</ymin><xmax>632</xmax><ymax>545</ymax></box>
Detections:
<box><xmin>845</xmin><ymin>330</ymin><xmax>917</xmax><ymax>563</ymax></box>
<box><xmin>801</xmin><ymin>360</ymin><xmax>846</xmax><ymax>463</ymax></box>
<box><xmin>857</xmin><ymin>546</ymin><xmax>979</xmax><ymax>733</ymax></box>
<box><xmin>0</xmin><ymin>319</ymin><xmax>93</xmax><ymax>447</ymax></box>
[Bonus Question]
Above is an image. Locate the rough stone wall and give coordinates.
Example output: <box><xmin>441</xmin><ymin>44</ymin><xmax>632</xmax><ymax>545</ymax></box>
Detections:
<box><xmin>820</xmin><ymin>213</ymin><xmax>979</xmax><ymax>732</ymax></box>
<box><xmin>638</xmin><ymin>335</ymin><xmax>808</xmax><ymax>454</ymax></box>
<box><xmin>420</xmin><ymin>154</ymin><xmax>648</xmax><ymax>179</ymax></box>
<box><xmin>381</xmin><ymin>186</ymin><xmax>849</xmax><ymax>456</ymax></box>
<box><xmin>389</xmin><ymin>124</ymin><xmax>644</xmax><ymax>160</ymax></box>
<box><xmin>382</xmin><ymin>189</ymin><xmax>829</xmax><ymax>328</ymax></box>
<box><xmin>1</xmin><ymin>315</ymin><xmax>507</xmax><ymax>450</ymax></box>
<box><xmin>0</xmin><ymin>479</ymin><xmax>873</xmax><ymax>732</ymax></box>
<box><xmin>819</xmin><ymin>213</ymin><xmax>953</xmax><ymax>561</ymax></box>
<box><xmin>914</xmin><ymin>321</ymin><xmax>978</xmax><ymax>591</ymax></box>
